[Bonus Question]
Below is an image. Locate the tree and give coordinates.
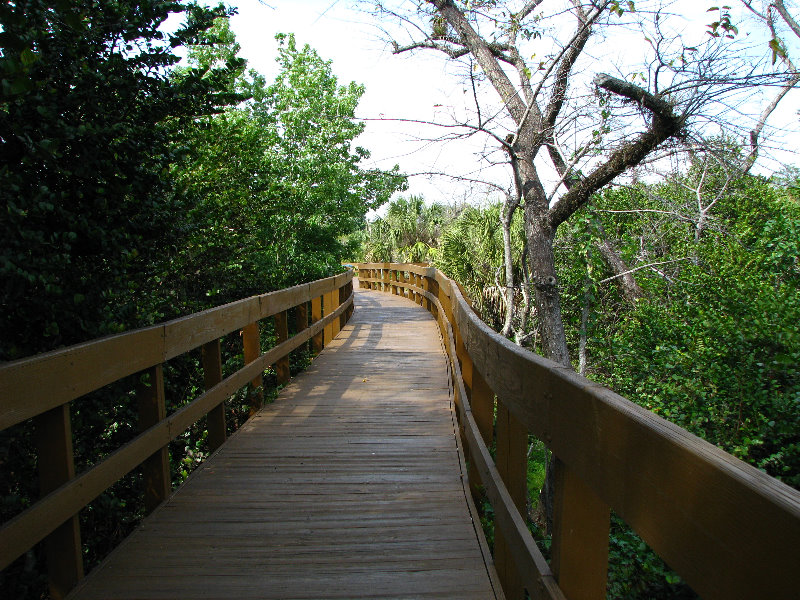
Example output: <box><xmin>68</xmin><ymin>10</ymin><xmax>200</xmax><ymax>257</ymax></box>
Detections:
<box><xmin>172</xmin><ymin>31</ymin><xmax>407</xmax><ymax>303</ymax></box>
<box><xmin>378</xmin><ymin>0</ymin><xmax>797</xmax><ymax>367</ymax></box>
<box><xmin>0</xmin><ymin>0</ymin><xmax>242</xmax><ymax>360</ymax></box>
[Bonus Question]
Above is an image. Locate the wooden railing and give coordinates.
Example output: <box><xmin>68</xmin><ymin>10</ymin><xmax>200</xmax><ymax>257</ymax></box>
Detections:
<box><xmin>352</xmin><ymin>262</ymin><xmax>800</xmax><ymax>600</ymax></box>
<box><xmin>0</xmin><ymin>271</ymin><xmax>354</xmax><ymax>599</ymax></box>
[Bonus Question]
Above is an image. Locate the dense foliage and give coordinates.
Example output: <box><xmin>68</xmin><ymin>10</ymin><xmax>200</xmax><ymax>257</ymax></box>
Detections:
<box><xmin>1</xmin><ymin>5</ymin><xmax>404</xmax><ymax>598</ymax></box>
<box><xmin>0</xmin><ymin>0</ymin><xmax>243</xmax><ymax>360</ymax></box>
<box><xmin>362</xmin><ymin>162</ymin><xmax>800</xmax><ymax>597</ymax></box>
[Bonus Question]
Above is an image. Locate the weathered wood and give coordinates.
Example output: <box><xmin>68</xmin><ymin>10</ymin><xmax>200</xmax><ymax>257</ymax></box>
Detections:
<box><xmin>551</xmin><ymin>458</ymin><xmax>610</xmax><ymax>600</ymax></box>
<box><xmin>66</xmin><ymin>288</ymin><xmax>498</xmax><ymax>600</ymax></box>
<box><xmin>0</xmin><ymin>296</ymin><xmax>354</xmax><ymax>572</ymax></box>
<box><xmin>201</xmin><ymin>340</ymin><xmax>226</xmax><ymax>452</ymax></box>
<box><xmin>242</xmin><ymin>322</ymin><xmax>263</xmax><ymax>417</ymax></box>
<box><xmin>0</xmin><ymin>272</ymin><xmax>353</xmax><ymax>431</ymax></box>
<box><xmin>137</xmin><ymin>365</ymin><xmax>171</xmax><ymax>514</ymax></box>
<box><xmin>495</xmin><ymin>398</ymin><xmax>528</xmax><ymax>600</ymax></box>
<box><xmin>274</xmin><ymin>311</ymin><xmax>290</xmax><ymax>385</ymax></box>
<box><xmin>468</xmin><ymin>367</ymin><xmax>494</xmax><ymax>496</ymax></box>
<box><xmin>311</xmin><ymin>295</ymin><xmax>323</xmax><ymax>354</ymax></box>
<box><xmin>323</xmin><ymin>290</ymin><xmax>335</xmax><ymax>345</ymax></box>
<box><xmin>35</xmin><ymin>404</ymin><xmax>84</xmax><ymax>599</ymax></box>
<box><xmin>446</xmin><ymin>276</ymin><xmax>800</xmax><ymax>600</ymax></box>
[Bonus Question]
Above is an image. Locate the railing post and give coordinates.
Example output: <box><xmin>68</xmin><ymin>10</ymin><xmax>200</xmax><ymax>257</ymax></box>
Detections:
<box><xmin>311</xmin><ymin>295</ymin><xmax>323</xmax><ymax>354</ymax></box>
<box><xmin>35</xmin><ymin>403</ymin><xmax>84</xmax><ymax>599</ymax></box>
<box><xmin>202</xmin><ymin>340</ymin><xmax>226</xmax><ymax>452</ymax></box>
<box><xmin>469</xmin><ymin>367</ymin><xmax>494</xmax><ymax>497</ymax></box>
<box><xmin>551</xmin><ymin>458</ymin><xmax>611</xmax><ymax>600</ymax></box>
<box><xmin>275</xmin><ymin>310</ymin><xmax>290</xmax><ymax>385</ymax></box>
<box><xmin>242</xmin><ymin>322</ymin><xmax>263</xmax><ymax>417</ymax></box>
<box><xmin>339</xmin><ymin>282</ymin><xmax>347</xmax><ymax>330</ymax></box>
<box><xmin>296</xmin><ymin>301</ymin><xmax>308</xmax><ymax>355</ymax></box>
<box><xmin>494</xmin><ymin>397</ymin><xmax>528</xmax><ymax>600</ymax></box>
<box><xmin>332</xmin><ymin>285</ymin><xmax>342</xmax><ymax>338</ymax></box>
<box><xmin>137</xmin><ymin>365</ymin><xmax>172</xmax><ymax>515</ymax></box>
<box><xmin>323</xmin><ymin>289</ymin><xmax>335</xmax><ymax>345</ymax></box>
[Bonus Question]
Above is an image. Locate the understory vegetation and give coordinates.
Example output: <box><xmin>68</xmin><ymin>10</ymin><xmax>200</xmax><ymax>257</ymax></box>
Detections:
<box><xmin>359</xmin><ymin>157</ymin><xmax>800</xmax><ymax>598</ymax></box>
<box><xmin>0</xmin><ymin>5</ymin><xmax>402</xmax><ymax>598</ymax></box>
<box><xmin>2</xmin><ymin>0</ymin><xmax>798</xmax><ymax>599</ymax></box>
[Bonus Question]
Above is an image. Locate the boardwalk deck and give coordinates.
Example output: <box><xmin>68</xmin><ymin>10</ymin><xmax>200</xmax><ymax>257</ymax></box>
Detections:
<box><xmin>67</xmin><ymin>287</ymin><xmax>501</xmax><ymax>600</ymax></box>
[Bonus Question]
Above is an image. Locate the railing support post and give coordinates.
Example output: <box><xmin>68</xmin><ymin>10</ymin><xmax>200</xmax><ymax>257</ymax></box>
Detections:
<box><xmin>35</xmin><ymin>403</ymin><xmax>84</xmax><ymax>599</ymax></box>
<box><xmin>242</xmin><ymin>322</ymin><xmax>263</xmax><ymax>417</ymax></box>
<box><xmin>494</xmin><ymin>397</ymin><xmax>528</xmax><ymax>600</ymax></box>
<box><xmin>275</xmin><ymin>311</ymin><xmax>290</xmax><ymax>385</ymax></box>
<box><xmin>202</xmin><ymin>340</ymin><xmax>226</xmax><ymax>452</ymax></box>
<box><xmin>296</xmin><ymin>301</ymin><xmax>308</xmax><ymax>354</ymax></box>
<box><xmin>339</xmin><ymin>283</ymin><xmax>347</xmax><ymax>330</ymax></box>
<box><xmin>137</xmin><ymin>365</ymin><xmax>172</xmax><ymax>515</ymax></box>
<box><xmin>323</xmin><ymin>290</ymin><xmax>335</xmax><ymax>345</ymax></box>
<box><xmin>551</xmin><ymin>458</ymin><xmax>611</xmax><ymax>600</ymax></box>
<box><xmin>469</xmin><ymin>368</ymin><xmax>494</xmax><ymax>498</ymax></box>
<box><xmin>311</xmin><ymin>295</ymin><xmax>323</xmax><ymax>354</ymax></box>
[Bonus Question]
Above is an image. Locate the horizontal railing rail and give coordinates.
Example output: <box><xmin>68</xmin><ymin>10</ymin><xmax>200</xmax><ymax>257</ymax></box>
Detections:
<box><xmin>352</xmin><ymin>262</ymin><xmax>800</xmax><ymax>600</ymax></box>
<box><xmin>0</xmin><ymin>271</ymin><xmax>354</xmax><ymax>598</ymax></box>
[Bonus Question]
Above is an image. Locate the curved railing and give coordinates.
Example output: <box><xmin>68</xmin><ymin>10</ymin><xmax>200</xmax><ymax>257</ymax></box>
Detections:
<box><xmin>0</xmin><ymin>271</ymin><xmax>354</xmax><ymax>598</ymax></box>
<box><xmin>352</xmin><ymin>262</ymin><xmax>800</xmax><ymax>600</ymax></box>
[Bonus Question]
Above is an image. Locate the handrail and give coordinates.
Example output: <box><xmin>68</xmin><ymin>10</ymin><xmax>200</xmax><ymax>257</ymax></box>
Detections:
<box><xmin>351</xmin><ymin>262</ymin><xmax>800</xmax><ymax>600</ymax></box>
<box><xmin>0</xmin><ymin>270</ymin><xmax>354</xmax><ymax>598</ymax></box>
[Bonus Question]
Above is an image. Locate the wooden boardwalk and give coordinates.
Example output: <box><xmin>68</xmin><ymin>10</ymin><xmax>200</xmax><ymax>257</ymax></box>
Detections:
<box><xmin>67</xmin><ymin>287</ymin><xmax>501</xmax><ymax>600</ymax></box>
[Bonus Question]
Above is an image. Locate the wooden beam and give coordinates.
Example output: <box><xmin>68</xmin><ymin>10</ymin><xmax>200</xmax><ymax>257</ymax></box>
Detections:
<box><xmin>495</xmin><ymin>397</ymin><xmax>528</xmax><ymax>600</ymax></box>
<box><xmin>202</xmin><ymin>340</ymin><xmax>226</xmax><ymax>452</ymax></box>
<box><xmin>551</xmin><ymin>458</ymin><xmax>610</xmax><ymax>600</ymax></box>
<box><xmin>311</xmin><ymin>295</ymin><xmax>323</xmax><ymax>354</ymax></box>
<box><xmin>275</xmin><ymin>311</ymin><xmax>290</xmax><ymax>385</ymax></box>
<box><xmin>242</xmin><ymin>322</ymin><xmax>263</xmax><ymax>417</ymax></box>
<box><xmin>35</xmin><ymin>403</ymin><xmax>84</xmax><ymax>599</ymax></box>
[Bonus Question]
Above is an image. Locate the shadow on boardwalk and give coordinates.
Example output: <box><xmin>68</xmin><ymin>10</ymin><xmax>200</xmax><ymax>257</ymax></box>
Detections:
<box><xmin>67</xmin><ymin>288</ymin><xmax>501</xmax><ymax>600</ymax></box>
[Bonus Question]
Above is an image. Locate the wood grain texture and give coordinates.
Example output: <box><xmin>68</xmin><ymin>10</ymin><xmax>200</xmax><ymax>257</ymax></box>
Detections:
<box><xmin>0</xmin><ymin>272</ymin><xmax>353</xmax><ymax>430</ymax></box>
<box><xmin>446</xmin><ymin>273</ymin><xmax>800</xmax><ymax>600</ymax></box>
<box><xmin>66</xmin><ymin>288</ymin><xmax>500</xmax><ymax>600</ymax></box>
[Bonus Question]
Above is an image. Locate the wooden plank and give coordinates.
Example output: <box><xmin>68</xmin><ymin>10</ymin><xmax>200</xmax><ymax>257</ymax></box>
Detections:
<box><xmin>494</xmin><ymin>398</ymin><xmax>528</xmax><ymax>600</ymax></box>
<box><xmin>0</xmin><ymin>272</ymin><xmax>353</xmax><ymax>432</ymax></box>
<box><xmin>1</xmin><ymin>326</ymin><xmax>164</xmax><ymax>430</ymax></box>
<box><xmin>311</xmin><ymin>295</ymin><xmax>323</xmax><ymax>354</ymax></box>
<box><xmin>202</xmin><ymin>340</ymin><xmax>226</xmax><ymax>451</ymax></box>
<box><xmin>1</xmin><ymin>302</ymin><xmax>354</xmax><ymax>572</ymax></box>
<box><xmin>137</xmin><ymin>365</ymin><xmax>171</xmax><ymax>514</ymax></box>
<box><xmin>275</xmin><ymin>311</ymin><xmax>290</xmax><ymax>385</ymax></box>
<box><xmin>323</xmin><ymin>290</ymin><xmax>335</xmax><ymax>345</ymax></box>
<box><xmin>242</xmin><ymin>322</ymin><xmax>263</xmax><ymax>417</ymax></box>
<box><xmin>66</xmin><ymin>288</ymin><xmax>498</xmax><ymax>600</ymax></box>
<box><xmin>35</xmin><ymin>404</ymin><xmax>84</xmax><ymax>599</ymax></box>
<box><xmin>550</xmin><ymin>458</ymin><xmax>610</xmax><ymax>600</ymax></box>
<box><xmin>448</xmin><ymin>275</ymin><xmax>800</xmax><ymax>600</ymax></box>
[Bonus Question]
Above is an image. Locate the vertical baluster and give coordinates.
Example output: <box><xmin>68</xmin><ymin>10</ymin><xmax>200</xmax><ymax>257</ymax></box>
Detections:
<box><xmin>35</xmin><ymin>404</ymin><xmax>84</xmax><ymax>599</ymax></box>
<box><xmin>338</xmin><ymin>282</ymin><xmax>347</xmax><ymax>330</ymax></box>
<box><xmin>331</xmin><ymin>285</ymin><xmax>342</xmax><ymax>338</ymax></box>
<box><xmin>275</xmin><ymin>310</ymin><xmax>290</xmax><ymax>385</ymax></box>
<box><xmin>137</xmin><ymin>365</ymin><xmax>171</xmax><ymax>514</ymax></box>
<box><xmin>323</xmin><ymin>289</ymin><xmax>335</xmax><ymax>345</ymax></box>
<box><xmin>202</xmin><ymin>341</ymin><xmax>226</xmax><ymax>452</ymax></box>
<box><xmin>296</xmin><ymin>301</ymin><xmax>308</xmax><ymax>354</ymax></box>
<box><xmin>311</xmin><ymin>295</ymin><xmax>323</xmax><ymax>354</ymax></box>
<box><xmin>468</xmin><ymin>368</ymin><xmax>494</xmax><ymax>497</ymax></box>
<box><xmin>494</xmin><ymin>398</ymin><xmax>528</xmax><ymax>600</ymax></box>
<box><xmin>242</xmin><ymin>322</ymin><xmax>263</xmax><ymax>417</ymax></box>
<box><xmin>551</xmin><ymin>458</ymin><xmax>611</xmax><ymax>600</ymax></box>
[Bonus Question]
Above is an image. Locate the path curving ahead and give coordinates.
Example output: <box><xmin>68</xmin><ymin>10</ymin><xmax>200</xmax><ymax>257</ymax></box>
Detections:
<box><xmin>68</xmin><ymin>287</ymin><xmax>502</xmax><ymax>600</ymax></box>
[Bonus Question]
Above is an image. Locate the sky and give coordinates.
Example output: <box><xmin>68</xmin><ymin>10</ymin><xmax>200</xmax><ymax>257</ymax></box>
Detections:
<box><xmin>228</xmin><ymin>0</ymin><xmax>494</xmax><ymax>206</ymax></box>
<box><xmin>223</xmin><ymin>0</ymin><xmax>800</xmax><ymax>207</ymax></box>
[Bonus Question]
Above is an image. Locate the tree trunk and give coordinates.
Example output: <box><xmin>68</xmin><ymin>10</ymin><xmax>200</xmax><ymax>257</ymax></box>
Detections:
<box><xmin>524</xmin><ymin>208</ymin><xmax>571</xmax><ymax>367</ymax></box>
<box><xmin>500</xmin><ymin>195</ymin><xmax>519</xmax><ymax>337</ymax></box>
